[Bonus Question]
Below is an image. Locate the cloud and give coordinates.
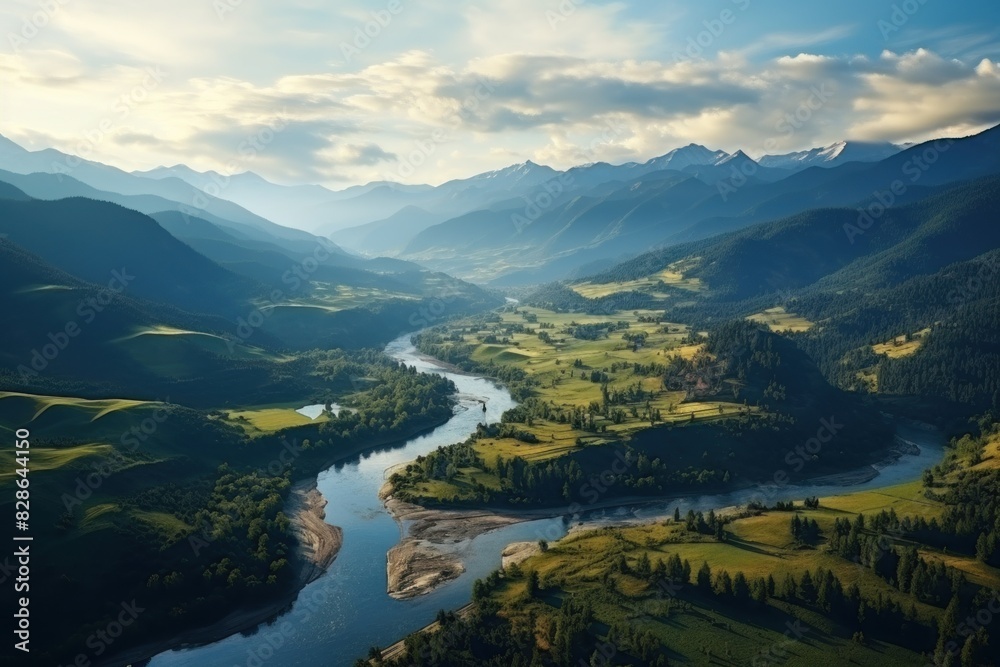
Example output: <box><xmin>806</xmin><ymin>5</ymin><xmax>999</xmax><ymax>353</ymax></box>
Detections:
<box><xmin>112</xmin><ymin>131</ymin><xmax>163</xmax><ymax>147</ymax></box>
<box><xmin>0</xmin><ymin>49</ymin><xmax>84</xmax><ymax>85</ymax></box>
<box><xmin>2</xmin><ymin>7</ymin><xmax>999</xmax><ymax>186</ymax></box>
<box><xmin>739</xmin><ymin>24</ymin><xmax>858</xmax><ymax>56</ymax></box>
<box><xmin>183</xmin><ymin>119</ymin><xmax>355</xmax><ymax>182</ymax></box>
<box><xmin>849</xmin><ymin>52</ymin><xmax>1000</xmax><ymax>141</ymax></box>
<box><xmin>459</xmin><ymin>0</ymin><xmax>656</xmax><ymax>62</ymax></box>
<box><xmin>329</xmin><ymin>143</ymin><xmax>398</xmax><ymax>166</ymax></box>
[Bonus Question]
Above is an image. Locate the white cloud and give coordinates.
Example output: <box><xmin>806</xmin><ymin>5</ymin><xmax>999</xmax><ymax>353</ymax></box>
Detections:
<box><xmin>0</xmin><ymin>0</ymin><xmax>998</xmax><ymax>186</ymax></box>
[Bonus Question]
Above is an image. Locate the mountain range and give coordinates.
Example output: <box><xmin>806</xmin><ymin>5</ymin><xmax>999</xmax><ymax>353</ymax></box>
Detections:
<box><xmin>0</xmin><ymin>131</ymin><xmax>911</xmax><ymax>263</ymax></box>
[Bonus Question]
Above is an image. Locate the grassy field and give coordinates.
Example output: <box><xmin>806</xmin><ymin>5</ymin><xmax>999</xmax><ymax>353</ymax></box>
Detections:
<box><xmin>872</xmin><ymin>328</ymin><xmax>931</xmax><ymax>358</ymax></box>
<box><xmin>117</xmin><ymin>324</ymin><xmax>227</xmax><ymax>339</ymax></box>
<box><xmin>488</xmin><ymin>470</ymin><xmax>995</xmax><ymax>666</ymax></box>
<box><xmin>0</xmin><ymin>391</ymin><xmax>155</xmax><ymax>429</ymax></box>
<box><xmin>113</xmin><ymin>324</ymin><xmax>287</xmax><ymax>378</ymax></box>
<box><xmin>849</xmin><ymin>328</ymin><xmax>931</xmax><ymax>392</ymax></box>
<box><xmin>407</xmin><ymin>306</ymin><xmax>755</xmax><ymax>500</ymax></box>
<box><xmin>465</xmin><ymin>306</ymin><xmax>745</xmax><ymax>434</ymax></box>
<box><xmin>571</xmin><ymin>260</ymin><xmax>705</xmax><ymax>300</ymax></box>
<box><xmin>748</xmin><ymin>307</ymin><xmax>816</xmax><ymax>333</ymax></box>
<box><xmin>263</xmin><ymin>285</ymin><xmax>421</xmax><ymax>315</ymax></box>
<box><xmin>226</xmin><ymin>405</ymin><xmax>328</xmax><ymax>434</ymax></box>
<box><xmin>495</xmin><ymin>564</ymin><xmax>926</xmax><ymax>666</ymax></box>
<box><xmin>0</xmin><ymin>443</ymin><xmax>112</xmax><ymax>480</ymax></box>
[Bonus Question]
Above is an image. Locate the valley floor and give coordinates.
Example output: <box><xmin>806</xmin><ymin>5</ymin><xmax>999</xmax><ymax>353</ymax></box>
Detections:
<box><xmin>371</xmin><ymin>427</ymin><xmax>1000</xmax><ymax>666</ymax></box>
<box><xmin>377</xmin><ymin>435</ymin><xmax>925</xmax><ymax>602</ymax></box>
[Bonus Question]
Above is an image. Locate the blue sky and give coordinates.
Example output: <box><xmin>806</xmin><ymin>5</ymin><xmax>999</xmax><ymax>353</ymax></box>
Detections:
<box><xmin>1</xmin><ymin>0</ymin><xmax>998</xmax><ymax>187</ymax></box>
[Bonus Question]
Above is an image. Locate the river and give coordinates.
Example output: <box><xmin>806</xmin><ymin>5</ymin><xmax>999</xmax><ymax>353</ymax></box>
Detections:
<box><xmin>146</xmin><ymin>333</ymin><xmax>945</xmax><ymax>667</ymax></box>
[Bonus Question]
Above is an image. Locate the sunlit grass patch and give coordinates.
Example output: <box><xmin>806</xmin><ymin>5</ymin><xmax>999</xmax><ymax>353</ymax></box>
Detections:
<box><xmin>570</xmin><ymin>259</ymin><xmax>705</xmax><ymax>300</ymax></box>
<box><xmin>0</xmin><ymin>391</ymin><xmax>151</xmax><ymax>422</ymax></box>
<box><xmin>225</xmin><ymin>407</ymin><xmax>325</xmax><ymax>433</ymax></box>
<box><xmin>872</xmin><ymin>328</ymin><xmax>930</xmax><ymax>358</ymax></box>
<box><xmin>748</xmin><ymin>307</ymin><xmax>815</xmax><ymax>333</ymax></box>
<box><xmin>0</xmin><ymin>443</ymin><xmax>112</xmax><ymax>479</ymax></box>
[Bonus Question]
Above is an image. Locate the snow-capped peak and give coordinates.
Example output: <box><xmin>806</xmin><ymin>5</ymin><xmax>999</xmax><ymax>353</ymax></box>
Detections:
<box><xmin>645</xmin><ymin>143</ymin><xmax>730</xmax><ymax>171</ymax></box>
<box><xmin>758</xmin><ymin>140</ymin><xmax>905</xmax><ymax>170</ymax></box>
<box><xmin>714</xmin><ymin>150</ymin><xmax>756</xmax><ymax>167</ymax></box>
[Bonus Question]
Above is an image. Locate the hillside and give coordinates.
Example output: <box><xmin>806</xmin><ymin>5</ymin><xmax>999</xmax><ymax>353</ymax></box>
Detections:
<box><xmin>555</xmin><ymin>177</ymin><xmax>1000</xmax><ymax>424</ymax></box>
<box><xmin>588</xmin><ymin>176</ymin><xmax>1000</xmax><ymax>301</ymax></box>
<box><xmin>0</xmin><ymin>168</ymin><xmax>334</xmax><ymax>256</ymax></box>
<box><xmin>392</xmin><ymin>125</ymin><xmax>1000</xmax><ymax>285</ymax></box>
<box><xmin>0</xmin><ymin>196</ymin><xmax>261</xmax><ymax>315</ymax></box>
<box><xmin>386</xmin><ymin>307</ymin><xmax>892</xmax><ymax>510</ymax></box>
<box><xmin>373</xmin><ymin>425</ymin><xmax>1000</xmax><ymax>667</ymax></box>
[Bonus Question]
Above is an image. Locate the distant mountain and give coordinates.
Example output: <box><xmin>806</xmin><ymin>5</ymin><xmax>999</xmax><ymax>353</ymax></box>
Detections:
<box><xmin>134</xmin><ymin>165</ymin><xmax>352</xmax><ymax>233</ymax></box>
<box><xmin>152</xmin><ymin>210</ymin><xmax>426</xmax><ymax>291</ymax></box>
<box><xmin>397</xmin><ymin>124</ymin><xmax>1000</xmax><ymax>284</ymax></box>
<box><xmin>557</xmin><ymin>145</ymin><xmax>732</xmax><ymax>191</ymax></box>
<box><xmin>0</xmin><ymin>134</ymin><xmax>323</xmax><ymax>245</ymax></box>
<box><xmin>451</xmin><ymin>160</ymin><xmax>560</xmax><ymax>190</ymax></box>
<box><xmin>758</xmin><ymin>141</ymin><xmax>906</xmax><ymax>170</ymax></box>
<box><xmin>136</xmin><ymin>164</ymin><xmax>335</xmax><ymax>203</ymax></box>
<box><xmin>587</xmin><ymin>174</ymin><xmax>1000</xmax><ymax>301</ymax></box>
<box><xmin>6</xmin><ymin>127</ymin><xmax>993</xmax><ymax>290</ymax></box>
<box><xmin>0</xmin><ymin>196</ymin><xmax>261</xmax><ymax>315</ymax></box>
<box><xmin>312</xmin><ymin>151</ymin><xmax>741</xmax><ymax>239</ymax></box>
<box><xmin>645</xmin><ymin>143</ymin><xmax>729</xmax><ymax>171</ymax></box>
<box><xmin>680</xmin><ymin>150</ymin><xmax>788</xmax><ymax>185</ymax></box>
<box><xmin>332</xmin><ymin>205</ymin><xmax>444</xmax><ymax>255</ymax></box>
<box><xmin>136</xmin><ymin>162</ymin><xmax>559</xmax><ymax>236</ymax></box>
<box><xmin>0</xmin><ymin>185</ymin><xmax>499</xmax><ymax>369</ymax></box>
<box><xmin>0</xmin><ymin>167</ymin><xmax>346</xmax><ymax>257</ymax></box>
<box><xmin>0</xmin><ymin>179</ymin><xmax>29</xmax><ymax>201</ymax></box>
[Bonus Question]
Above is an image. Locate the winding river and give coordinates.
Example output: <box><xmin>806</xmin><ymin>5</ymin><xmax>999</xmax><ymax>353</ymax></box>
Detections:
<box><xmin>147</xmin><ymin>333</ymin><xmax>945</xmax><ymax>667</ymax></box>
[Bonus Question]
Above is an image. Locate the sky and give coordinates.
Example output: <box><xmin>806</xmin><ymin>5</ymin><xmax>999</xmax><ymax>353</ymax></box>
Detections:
<box><xmin>1</xmin><ymin>0</ymin><xmax>999</xmax><ymax>188</ymax></box>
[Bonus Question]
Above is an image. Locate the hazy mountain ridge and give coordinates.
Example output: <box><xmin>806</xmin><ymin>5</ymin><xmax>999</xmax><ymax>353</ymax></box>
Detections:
<box><xmin>0</xmin><ymin>181</ymin><xmax>500</xmax><ymax>395</ymax></box>
<box><xmin>389</xmin><ymin>125</ymin><xmax>999</xmax><ymax>284</ymax></box>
